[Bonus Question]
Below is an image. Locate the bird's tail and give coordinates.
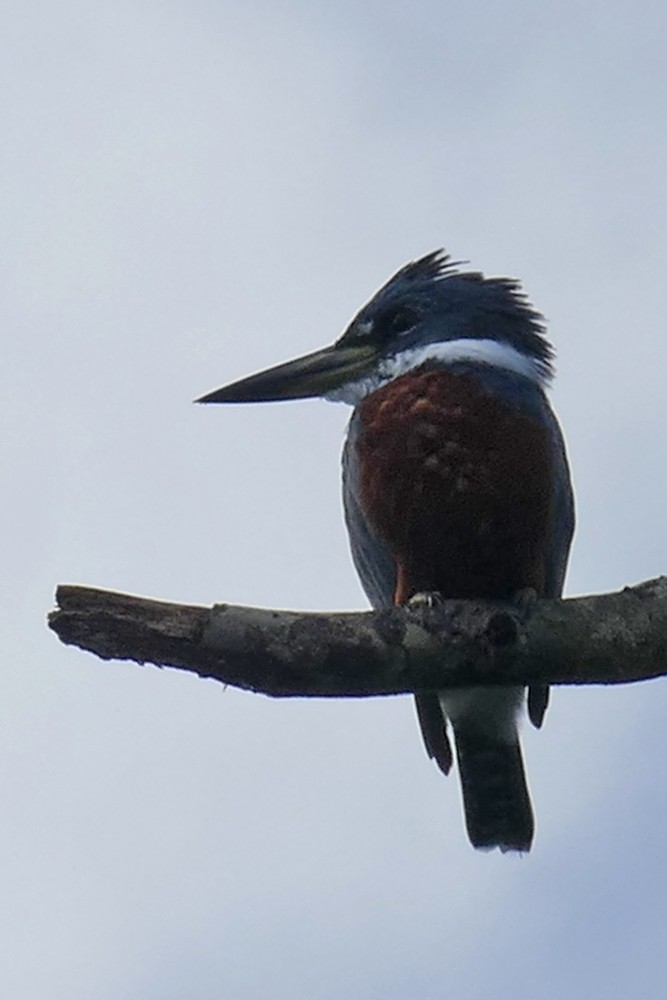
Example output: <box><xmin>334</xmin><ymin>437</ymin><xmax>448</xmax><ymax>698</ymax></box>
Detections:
<box><xmin>452</xmin><ymin>727</ymin><xmax>534</xmax><ymax>853</ymax></box>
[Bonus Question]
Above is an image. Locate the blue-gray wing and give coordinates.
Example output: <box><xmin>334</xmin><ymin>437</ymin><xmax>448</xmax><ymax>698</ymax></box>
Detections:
<box><xmin>543</xmin><ymin>409</ymin><xmax>575</xmax><ymax>598</ymax></box>
<box><xmin>527</xmin><ymin>399</ymin><xmax>575</xmax><ymax>725</ymax></box>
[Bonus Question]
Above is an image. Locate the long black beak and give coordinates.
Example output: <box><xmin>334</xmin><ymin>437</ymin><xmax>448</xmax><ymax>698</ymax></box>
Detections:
<box><xmin>196</xmin><ymin>342</ymin><xmax>377</xmax><ymax>404</ymax></box>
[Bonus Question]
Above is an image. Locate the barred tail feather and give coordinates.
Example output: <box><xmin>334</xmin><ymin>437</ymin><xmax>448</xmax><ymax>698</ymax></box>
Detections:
<box><xmin>453</xmin><ymin>730</ymin><xmax>534</xmax><ymax>853</ymax></box>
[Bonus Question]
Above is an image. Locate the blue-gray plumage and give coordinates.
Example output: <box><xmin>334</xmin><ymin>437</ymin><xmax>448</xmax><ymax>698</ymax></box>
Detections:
<box><xmin>198</xmin><ymin>249</ymin><xmax>575</xmax><ymax>852</ymax></box>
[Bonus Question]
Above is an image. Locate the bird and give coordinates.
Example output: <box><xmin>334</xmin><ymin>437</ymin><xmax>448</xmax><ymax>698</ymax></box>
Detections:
<box><xmin>197</xmin><ymin>249</ymin><xmax>575</xmax><ymax>853</ymax></box>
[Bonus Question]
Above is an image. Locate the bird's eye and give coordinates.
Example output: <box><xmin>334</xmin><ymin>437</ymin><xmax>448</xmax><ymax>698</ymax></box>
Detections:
<box><xmin>385</xmin><ymin>305</ymin><xmax>419</xmax><ymax>334</ymax></box>
<box><xmin>343</xmin><ymin>306</ymin><xmax>419</xmax><ymax>346</ymax></box>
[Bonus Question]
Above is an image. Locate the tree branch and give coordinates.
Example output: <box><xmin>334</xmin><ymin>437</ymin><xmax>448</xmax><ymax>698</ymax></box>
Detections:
<box><xmin>48</xmin><ymin>577</ymin><xmax>667</xmax><ymax>697</ymax></box>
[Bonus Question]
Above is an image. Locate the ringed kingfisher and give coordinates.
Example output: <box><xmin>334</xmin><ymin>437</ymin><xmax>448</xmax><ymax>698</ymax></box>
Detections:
<box><xmin>198</xmin><ymin>249</ymin><xmax>575</xmax><ymax>853</ymax></box>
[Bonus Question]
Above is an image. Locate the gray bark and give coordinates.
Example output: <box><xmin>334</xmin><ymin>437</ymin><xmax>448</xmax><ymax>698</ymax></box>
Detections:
<box><xmin>48</xmin><ymin>577</ymin><xmax>667</xmax><ymax>697</ymax></box>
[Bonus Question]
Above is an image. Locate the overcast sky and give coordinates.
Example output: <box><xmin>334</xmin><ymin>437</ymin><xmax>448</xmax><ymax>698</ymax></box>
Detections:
<box><xmin>3</xmin><ymin>1</ymin><xmax>667</xmax><ymax>997</ymax></box>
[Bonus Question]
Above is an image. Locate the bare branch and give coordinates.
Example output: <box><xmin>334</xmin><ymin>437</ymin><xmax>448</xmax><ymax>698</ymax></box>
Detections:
<box><xmin>47</xmin><ymin>577</ymin><xmax>667</xmax><ymax>697</ymax></box>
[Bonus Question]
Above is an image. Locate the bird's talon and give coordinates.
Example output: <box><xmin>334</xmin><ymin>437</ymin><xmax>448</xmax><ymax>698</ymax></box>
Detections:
<box><xmin>408</xmin><ymin>591</ymin><xmax>445</xmax><ymax>609</ymax></box>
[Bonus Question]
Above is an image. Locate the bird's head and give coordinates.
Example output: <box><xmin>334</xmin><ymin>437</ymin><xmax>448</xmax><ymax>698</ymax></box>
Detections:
<box><xmin>197</xmin><ymin>250</ymin><xmax>554</xmax><ymax>406</ymax></box>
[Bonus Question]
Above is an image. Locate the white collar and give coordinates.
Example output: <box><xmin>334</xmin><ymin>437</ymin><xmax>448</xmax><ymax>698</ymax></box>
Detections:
<box><xmin>325</xmin><ymin>338</ymin><xmax>547</xmax><ymax>407</ymax></box>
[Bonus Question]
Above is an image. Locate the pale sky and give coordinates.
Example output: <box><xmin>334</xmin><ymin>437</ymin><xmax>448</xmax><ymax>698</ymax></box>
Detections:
<box><xmin>3</xmin><ymin>1</ymin><xmax>667</xmax><ymax>997</ymax></box>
